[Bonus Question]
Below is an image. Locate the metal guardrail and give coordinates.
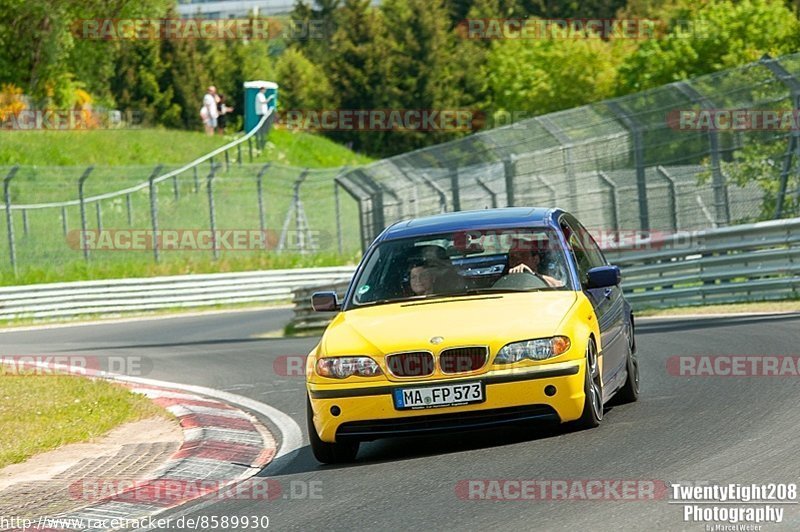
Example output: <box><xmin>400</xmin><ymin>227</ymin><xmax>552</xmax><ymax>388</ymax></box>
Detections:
<box><xmin>288</xmin><ymin>217</ymin><xmax>800</xmax><ymax>330</ymax></box>
<box><xmin>0</xmin><ymin>266</ymin><xmax>354</xmax><ymax>320</ymax></box>
<box><xmin>606</xmin><ymin>217</ymin><xmax>800</xmax><ymax>308</ymax></box>
<box><xmin>0</xmin><ymin>217</ymin><xmax>795</xmax><ymax>322</ymax></box>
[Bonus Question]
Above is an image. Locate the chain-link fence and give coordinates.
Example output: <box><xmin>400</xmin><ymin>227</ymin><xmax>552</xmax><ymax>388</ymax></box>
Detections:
<box><xmin>0</xmin><ymin>161</ymin><xmax>360</xmax><ymax>279</ymax></box>
<box><xmin>340</xmin><ymin>53</ymin><xmax>800</xmax><ymax>250</ymax></box>
<box><xmin>4</xmin><ymin>53</ymin><xmax>800</xmax><ymax>281</ymax></box>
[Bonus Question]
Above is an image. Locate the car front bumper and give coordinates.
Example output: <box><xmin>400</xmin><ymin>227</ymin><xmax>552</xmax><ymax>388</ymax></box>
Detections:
<box><xmin>308</xmin><ymin>359</ymin><xmax>586</xmax><ymax>443</ymax></box>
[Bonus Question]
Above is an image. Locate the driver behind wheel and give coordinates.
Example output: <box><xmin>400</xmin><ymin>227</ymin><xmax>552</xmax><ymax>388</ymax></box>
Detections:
<box><xmin>506</xmin><ymin>237</ymin><xmax>564</xmax><ymax>287</ymax></box>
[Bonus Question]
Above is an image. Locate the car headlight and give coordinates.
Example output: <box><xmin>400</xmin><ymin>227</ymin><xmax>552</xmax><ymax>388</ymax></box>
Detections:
<box><xmin>494</xmin><ymin>336</ymin><xmax>571</xmax><ymax>364</ymax></box>
<box><xmin>316</xmin><ymin>356</ymin><xmax>383</xmax><ymax>379</ymax></box>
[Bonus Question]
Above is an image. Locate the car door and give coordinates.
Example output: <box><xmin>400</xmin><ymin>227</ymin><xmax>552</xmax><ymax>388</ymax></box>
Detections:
<box><xmin>560</xmin><ymin>216</ymin><xmax>626</xmax><ymax>390</ymax></box>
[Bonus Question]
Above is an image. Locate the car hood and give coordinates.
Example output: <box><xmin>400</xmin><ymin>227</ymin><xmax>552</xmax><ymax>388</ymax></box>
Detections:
<box><xmin>322</xmin><ymin>291</ymin><xmax>578</xmax><ymax>356</ymax></box>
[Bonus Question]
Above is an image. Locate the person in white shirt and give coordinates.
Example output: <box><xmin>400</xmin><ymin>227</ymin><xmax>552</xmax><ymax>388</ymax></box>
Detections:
<box><xmin>201</xmin><ymin>86</ymin><xmax>219</xmax><ymax>136</ymax></box>
<box><xmin>255</xmin><ymin>87</ymin><xmax>268</xmax><ymax>117</ymax></box>
<box><xmin>254</xmin><ymin>87</ymin><xmax>270</xmax><ymax>148</ymax></box>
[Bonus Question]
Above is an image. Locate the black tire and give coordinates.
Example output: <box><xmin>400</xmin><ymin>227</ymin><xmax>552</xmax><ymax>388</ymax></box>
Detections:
<box><xmin>307</xmin><ymin>398</ymin><xmax>359</xmax><ymax>464</ymax></box>
<box><xmin>571</xmin><ymin>337</ymin><xmax>603</xmax><ymax>430</ymax></box>
<box><xmin>614</xmin><ymin>319</ymin><xmax>640</xmax><ymax>404</ymax></box>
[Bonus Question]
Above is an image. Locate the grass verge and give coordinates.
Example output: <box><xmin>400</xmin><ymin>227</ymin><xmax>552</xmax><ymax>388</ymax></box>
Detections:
<box><xmin>0</xmin><ymin>128</ymin><xmax>371</xmax><ymax>167</ymax></box>
<box><xmin>0</xmin><ymin>375</ymin><xmax>168</xmax><ymax>468</ymax></box>
<box><xmin>1</xmin><ymin>251</ymin><xmax>359</xmax><ymax>286</ymax></box>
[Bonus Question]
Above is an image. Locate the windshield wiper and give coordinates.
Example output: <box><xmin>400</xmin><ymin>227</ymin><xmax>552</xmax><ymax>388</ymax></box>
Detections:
<box><xmin>355</xmin><ymin>294</ymin><xmax>433</xmax><ymax>306</ymax></box>
<box><xmin>463</xmin><ymin>287</ymin><xmax>544</xmax><ymax>295</ymax></box>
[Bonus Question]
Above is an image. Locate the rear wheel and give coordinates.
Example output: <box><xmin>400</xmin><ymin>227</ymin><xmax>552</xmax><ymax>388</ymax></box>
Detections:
<box><xmin>571</xmin><ymin>338</ymin><xmax>603</xmax><ymax>430</ymax></box>
<box><xmin>615</xmin><ymin>320</ymin><xmax>640</xmax><ymax>404</ymax></box>
<box><xmin>306</xmin><ymin>398</ymin><xmax>359</xmax><ymax>464</ymax></box>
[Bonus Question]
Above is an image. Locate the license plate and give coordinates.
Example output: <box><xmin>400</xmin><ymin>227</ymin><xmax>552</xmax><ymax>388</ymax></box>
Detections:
<box><xmin>393</xmin><ymin>381</ymin><xmax>484</xmax><ymax>410</ymax></box>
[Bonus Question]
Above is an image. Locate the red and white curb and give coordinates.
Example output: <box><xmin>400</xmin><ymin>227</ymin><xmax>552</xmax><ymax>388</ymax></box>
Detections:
<box><xmin>4</xmin><ymin>362</ymin><xmax>302</xmax><ymax>532</ymax></box>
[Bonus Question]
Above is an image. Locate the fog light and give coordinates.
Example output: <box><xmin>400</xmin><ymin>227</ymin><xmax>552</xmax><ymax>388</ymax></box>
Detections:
<box><xmin>330</xmin><ymin>405</ymin><xmax>341</xmax><ymax>416</ymax></box>
<box><xmin>544</xmin><ymin>385</ymin><xmax>557</xmax><ymax>397</ymax></box>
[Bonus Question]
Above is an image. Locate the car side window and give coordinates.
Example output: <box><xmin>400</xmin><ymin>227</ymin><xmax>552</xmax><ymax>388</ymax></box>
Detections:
<box><xmin>560</xmin><ymin>217</ymin><xmax>605</xmax><ymax>286</ymax></box>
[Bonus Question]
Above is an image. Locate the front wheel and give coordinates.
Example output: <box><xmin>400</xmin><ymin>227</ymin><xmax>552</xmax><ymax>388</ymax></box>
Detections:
<box><xmin>571</xmin><ymin>338</ymin><xmax>603</xmax><ymax>430</ymax></box>
<box><xmin>307</xmin><ymin>398</ymin><xmax>359</xmax><ymax>464</ymax></box>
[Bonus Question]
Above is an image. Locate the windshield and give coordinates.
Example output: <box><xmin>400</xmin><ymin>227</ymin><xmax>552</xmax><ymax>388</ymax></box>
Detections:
<box><xmin>348</xmin><ymin>227</ymin><xmax>573</xmax><ymax>307</ymax></box>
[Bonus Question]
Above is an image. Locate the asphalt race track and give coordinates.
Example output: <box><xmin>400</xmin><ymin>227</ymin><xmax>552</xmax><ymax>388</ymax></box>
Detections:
<box><xmin>2</xmin><ymin>309</ymin><xmax>800</xmax><ymax>531</ymax></box>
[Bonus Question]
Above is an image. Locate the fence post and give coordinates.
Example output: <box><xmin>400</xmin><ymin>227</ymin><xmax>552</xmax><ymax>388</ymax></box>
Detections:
<box><xmin>418</xmin><ymin>173</ymin><xmax>447</xmax><ymax>213</ymax></box>
<box><xmin>760</xmin><ymin>54</ymin><xmax>800</xmax><ymax>218</ymax></box>
<box><xmin>336</xmin><ymin>173</ymin><xmax>370</xmax><ymax>252</ymax></box>
<box><xmin>294</xmin><ymin>169</ymin><xmax>309</xmax><ymax>253</ymax></box>
<box><xmin>61</xmin><ymin>206</ymin><xmax>68</xmax><ymax>236</ymax></box>
<box><xmin>224</xmin><ymin>150</ymin><xmax>230</xmax><ymax>172</ymax></box>
<box><xmin>256</xmin><ymin>163</ymin><xmax>271</xmax><ymax>235</ymax></box>
<box><xmin>608</xmin><ymin>101</ymin><xmax>650</xmax><ymax>231</ymax></box>
<box><xmin>3</xmin><ymin>165</ymin><xmax>19</xmax><ymax>275</ymax></box>
<box><xmin>125</xmin><ymin>194</ymin><xmax>133</xmax><ymax>226</ymax></box>
<box><xmin>503</xmin><ymin>157</ymin><xmax>515</xmax><ymax>207</ymax></box>
<box><xmin>475</xmin><ymin>178</ymin><xmax>498</xmax><ymax>208</ymax></box>
<box><xmin>148</xmin><ymin>164</ymin><xmax>163</xmax><ymax>264</ymax></box>
<box><xmin>656</xmin><ymin>165</ymin><xmax>679</xmax><ymax>230</ymax></box>
<box><xmin>172</xmin><ymin>174</ymin><xmax>180</xmax><ymax>202</ymax></box>
<box><xmin>395</xmin><ymin>166</ymin><xmax>420</xmax><ymax>217</ymax></box>
<box><xmin>207</xmin><ymin>163</ymin><xmax>219</xmax><ymax>260</ymax></box>
<box><xmin>193</xmin><ymin>166</ymin><xmax>199</xmax><ymax>193</ymax></box>
<box><xmin>333</xmin><ymin>166</ymin><xmax>350</xmax><ymax>255</ymax></box>
<box><xmin>537</xmin><ymin>116</ymin><xmax>578</xmax><ymax>212</ymax></box>
<box><xmin>597</xmin><ymin>171</ymin><xmax>620</xmax><ymax>233</ymax></box>
<box><xmin>237</xmin><ymin>143</ymin><xmax>243</xmax><ymax>167</ymax></box>
<box><xmin>77</xmin><ymin>166</ymin><xmax>95</xmax><ymax>261</ymax></box>
<box><xmin>95</xmin><ymin>202</ymin><xmax>102</xmax><ymax>232</ymax></box>
<box><xmin>21</xmin><ymin>209</ymin><xmax>28</xmax><ymax>236</ymax></box>
<box><xmin>674</xmin><ymin>82</ymin><xmax>730</xmax><ymax>226</ymax></box>
<box><xmin>334</xmin><ymin>181</ymin><xmax>343</xmax><ymax>254</ymax></box>
<box><xmin>450</xmin><ymin>167</ymin><xmax>461</xmax><ymax>212</ymax></box>
<box><xmin>248</xmin><ymin>138</ymin><xmax>253</xmax><ymax>163</ymax></box>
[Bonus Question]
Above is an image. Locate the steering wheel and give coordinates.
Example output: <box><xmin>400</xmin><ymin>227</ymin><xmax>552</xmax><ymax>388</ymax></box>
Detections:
<box><xmin>491</xmin><ymin>271</ymin><xmax>549</xmax><ymax>290</ymax></box>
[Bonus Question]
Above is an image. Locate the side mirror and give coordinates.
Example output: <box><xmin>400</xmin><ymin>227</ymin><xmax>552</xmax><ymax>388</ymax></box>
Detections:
<box><xmin>311</xmin><ymin>291</ymin><xmax>340</xmax><ymax>312</ymax></box>
<box><xmin>586</xmin><ymin>265</ymin><xmax>621</xmax><ymax>289</ymax></box>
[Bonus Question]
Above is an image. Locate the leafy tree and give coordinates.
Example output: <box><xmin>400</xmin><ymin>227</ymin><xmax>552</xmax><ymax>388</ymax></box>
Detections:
<box><xmin>379</xmin><ymin>0</ymin><xmax>465</xmax><ymax>152</ymax></box>
<box><xmin>0</xmin><ymin>0</ymin><xmax>169</xmax><ymax>106</ymax></box>
<box><xmin>325</xmin><ymin>0</ymin><xmax>392</xmax><ymax>152</ymax></box>
<box><xmin>274</xmin><ymin>48</ymin><xmax>333</xmax><ymax>110</ymax></box>
<box><xmin>617</xmin><ymin>0</ymin><xmax>800</xmax><ymax>94</ymax></box>
<box><xmin>484</xmin><ymin>26</ymin><xmax>629</xmax><ymax>117</ymax></box>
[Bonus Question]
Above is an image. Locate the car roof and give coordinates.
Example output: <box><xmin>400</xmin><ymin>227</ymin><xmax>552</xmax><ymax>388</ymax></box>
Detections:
<box><xmin>380</xmin><ymin>207</ymin><xmax>564</xmax><ymax>241</ymax></box>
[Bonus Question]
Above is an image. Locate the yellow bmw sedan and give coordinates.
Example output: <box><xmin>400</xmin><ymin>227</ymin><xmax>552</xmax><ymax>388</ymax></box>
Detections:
<box><xmin>306</xmin><ymin>207</ymin><xmax>639</xmax><ymax>463</ymax></box>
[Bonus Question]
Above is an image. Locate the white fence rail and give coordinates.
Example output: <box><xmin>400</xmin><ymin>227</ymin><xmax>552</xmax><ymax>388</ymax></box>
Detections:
<box><xmin>0</xmin><ymin>267</ymin><xmax>354</xmax><ymax>320</ymax></box>
<box><xmin>1</xmin><ymin>217</ymin><xmax>797</xmax><ymax>323</ymax></box>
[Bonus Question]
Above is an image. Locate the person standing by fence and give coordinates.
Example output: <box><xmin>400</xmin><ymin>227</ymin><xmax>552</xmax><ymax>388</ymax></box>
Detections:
<box><xmin>254</xmin><ymin>86</ymin><xmax>268</xmax><ymax>148</ymax></box>
<box><xmin>201</xmin><ymin>86</ymin><xmax>219</xmax><ymax>136</ymax></box>
<box><xmin>216</xmin><ymin>94</ymin><xmax>233</xmax><ymax>135</ymax></box>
